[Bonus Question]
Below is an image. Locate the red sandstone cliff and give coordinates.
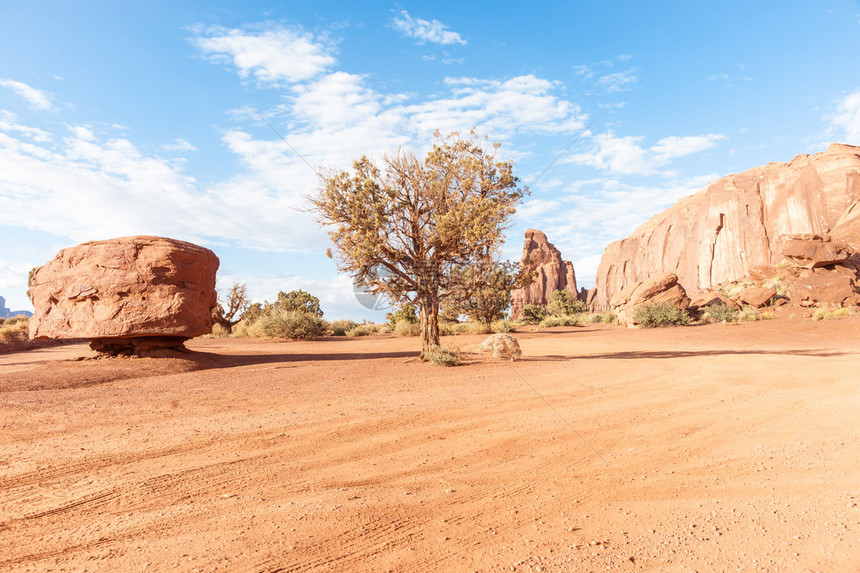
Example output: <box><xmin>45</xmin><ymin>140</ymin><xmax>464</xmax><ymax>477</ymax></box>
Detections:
<box><xmin>593</xmin><ymin>143</ymin><xmax>860</xmax><ymax>309</ymax></box>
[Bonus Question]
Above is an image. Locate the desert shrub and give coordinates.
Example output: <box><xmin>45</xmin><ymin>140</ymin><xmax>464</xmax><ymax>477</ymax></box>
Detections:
<box><xmin>812</xmin><ymin>307</ymin><xmax>853</xmax><ymax>321</ymax></box>
<box><xmin>520</xmin><ymin>304</ymin><xmax>547</xmax><ymax>324</ymax></box>
<box><xmin>208</xmin><ymin>323</ymin><xmax>230</xmax><ymax>337</ymax></box>
<box><xmin>765</xmin><ymin>276</ymin><xmax>790</xmax><ymax>297</ymax></box>
<box><xmin>271</xmin><ymin>290</ymin><xmax>323</xmax><ymax>317</ymax></box>
<box><xmin>584</xmin><ymin>311</ymin><xmax>614</xmax><ymax>324</ymax></box>
<box><xmin>386</xmin><ymin>305</ymin><xmax>418</xmax><ymax>327</ymax></box>
<box><xmin>539</xmin><ymin>314</ymin><xmax>581</xmax><ymax>328</ymax></box>
<box><xmin>737</xmin><ymin>306</ymin><xmax>760</xmax><ymax>322</ymax></box>
<box><xmin>546</xmin><ymin>290</ymin><xmax>586</xmax><ymax>316</ymax></box>
<box><xmin>0</xmin><ymin>319</ymin><xmax>30</xmax><ymax>343</ymax></box>
<box><xmin>329</xmin><ymin>319</ymin><xmax>359</xmax><ymax>336</ymax></box>
<box><xmin>702</xmin><ymin>303</ymin><xmax>738</xmax><ymax>324</ymax></box>
<box><xmin>440</xmin><ymin>322</ymin><xmax>473</xmax><ymax>335</ymax></box>
<box><xmin>491</xmin><ymin>319</ymin><xmax>514</xmax><ymax>333</ymax></box>
<box><xmin>425</xmin><ymin>345</ymin><xmax>461</xmax><ymax>366</ymax></box>
<box><xmin>2</xmin><ymin>315</ymin><xmax>30</xmax><ymax>326</ymax></box>
<box><xmin>760</xmin><ymin>311</ymin><xmax>776</xmax><ymax>320</ymax></box>
<box><xmin>246</xmin><ymin>309</ymin><xmax>326</xmax><ymax>340</ymax></box>
<box><xmin>346</xmin><ymin>323</ymin><xmax>380</xmax><ymax>337</ymax></box>
<box><xmin>634</xmin><ymin>302</ymin><xmax>690</xmax><ymax>328</ymax></box>
<box><xmin>395</xmin><ymin>320</ymin><xmax>421</xmax><ymax>337</ymax></box>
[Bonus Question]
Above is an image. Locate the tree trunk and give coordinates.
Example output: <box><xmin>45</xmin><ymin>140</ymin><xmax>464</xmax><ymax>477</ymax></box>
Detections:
<box><xmin>418</xmin><ymin>293</ymin><xmax>440</xmax><ymax>359</ymax></box>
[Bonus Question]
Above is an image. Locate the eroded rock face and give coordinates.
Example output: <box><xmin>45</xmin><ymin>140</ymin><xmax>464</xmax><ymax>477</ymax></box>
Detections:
<box><xmin>609</xmin><ymin>272</ymin><xmax>690</xmax><ymax>327</ymax></box>
<box><xmin>29</xmin><ymin>236</ymin><xmax>219</xmax><ymax>353</ymax></box>
<box><xmin>510</xmin><ymin>230</ymin><xmax>579</xmax><ymax>319</ymax></box>
<box><xmin>593</xmin><ymin>143</ymin><xmax>860</xmax><ymax>309</ymax></box>
<box><xmin>781</xmin><ymin>235</ymin><xmax>851</xmax><ymax>268</ymax></box>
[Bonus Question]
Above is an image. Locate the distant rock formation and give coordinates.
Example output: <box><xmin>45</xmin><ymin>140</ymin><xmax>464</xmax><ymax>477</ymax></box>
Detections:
<box><xmin>593</xmin><ymin>143</ymin><xmax>860</xmax><ymax>309</ymax></box>
<box><xmin>0</xmin><ymin>296</ymin><xmax>32</xmax><ymax>318</ymax></box>
<box><xmin>510</xmin><ymin>229</ymin><xmax>579</xmax><ymax>319</ymax></box>
<box><xmin>28</xmin><ymin>236</ymin><xmax>219</xmax><ymax>355</ymax></box>
<box><xmin>609</xmin><ymin>272</ymin><xmax>691</xmax><ymax>327</ymax></box>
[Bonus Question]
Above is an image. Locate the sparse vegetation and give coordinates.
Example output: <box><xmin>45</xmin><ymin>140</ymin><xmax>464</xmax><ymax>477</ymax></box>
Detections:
<box><xmin>584</xmin><ymin>310</ymin><xmax>614</xmax><ymax>324</ymax></box>
<box><xmin>0</xmin><ymin>316</ymin><xmax>30</xmax><ymax>344</ymax></box>
<box><xmin>242</xmin><ymin>309</ymin><xmax>326</xmax><ymax>340</ymax></box>
<box><xmin>737</xmin><ymin>306</ymin><xmax>760</xmax><ymax>322</ymax></box>
<box><xmin>395</xmin><ymin>320</ymin><xmax>421</xmax><ymax>337</ymax></box>
<box><xmin>702</xmin><ymin>303</ymin><xmax>739</xmax><ymax>324</ymax></box>
<box><xmin>346</xmin><ymin>323</ymin><xmax>382</xmax><ymax>337</ymax></box>
<box><xmin>491</xmin><ymin>319</ymin><xmax>514</xmax><ymax>333</ymax></box>
<box><xmin>328</xmin><ymin>319</ymin><xmax>359</xmax><ymax>336</ymax></box>
<box><xmin>520</xmin><ymin>304</ymin><xmax>548</xmax><ymax>324</ymax></box>
<box><xmin>539</xmin><ymin>314</ymin><xmax>582</xmax><ymax>328</ymax></box>
<box><xmin>634</xmin><ymin>302</ymin><xmax>690</xmax><ymax>328</ymax></box>
<box><xmin>425</xmin><ymin>345</ymin><xmax>461</xmax><ymax>366</ymax></box>
<box><xmin>212</xmin><ymin>282</ymin><xmax>251</xmax><ymax>334</ymax></box>
<box><xmin>812</xmin><ymin>307</ymin><xmax>853</xmax><ymax>320</ymax></box>
<box><xmin>546</xmin><ymin>289</ymin><xmax>586</xmax><ymax>317</ymax></box>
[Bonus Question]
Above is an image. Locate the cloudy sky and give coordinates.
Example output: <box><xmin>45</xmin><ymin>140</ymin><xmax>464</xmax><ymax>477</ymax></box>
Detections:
<box><xmin>1</xmin><ymin>1</ymin><xmax>859</xmax><ymax>318</ymax></box>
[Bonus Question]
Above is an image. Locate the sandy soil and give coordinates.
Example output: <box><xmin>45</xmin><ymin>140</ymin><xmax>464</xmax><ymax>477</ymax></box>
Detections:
<box><xmin>1</xmin><ymin>318</ymin><xmax>858</xmax><ymax>572</ymax></box>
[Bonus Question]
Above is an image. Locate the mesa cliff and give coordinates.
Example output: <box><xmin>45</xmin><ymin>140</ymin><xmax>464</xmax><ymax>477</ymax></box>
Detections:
<box><xmin>593</xmin><ymin>143</ymin><xmax>860</xmax><ymax>309</ymax></box>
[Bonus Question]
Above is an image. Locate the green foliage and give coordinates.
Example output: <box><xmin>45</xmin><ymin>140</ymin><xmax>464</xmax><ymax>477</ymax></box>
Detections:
<box><xmin>634</xmin><ymin>302</ymin><xmax>690</xmax><ymax>328</ymax></box>
<box><xmin>245</xmin><ymin>310</ymin><xmax>326</xmax><ymax>340</ymax></box>
<box><xmin>329</xmin><ymin>319</ymin><xmax>359</xmax><ymax>336</ymax></box>
<box><xmin>425</xmin><ymin>345</ymin><xmax>461</xmax><ymax>367</ymax></box>
<box><xmin>520</xmin><ymin>304</ymin><xmax>547</xmax><ymax>324</ymax></box>
<box><xmin>702</xmin><ymin>303</ymin><xmax>739</xmax><ymax>323</ymax></box>
<box><xmin>386</xmin><ymin>305</ymin><xmax>418</xmax><ymax>327</ymax></box>
<box><xmin>546</xmin><ymin>289</ymin><xmax>586</xmax><ymax>316</ymax></box>
<box><xmin>448</xmin><ymin>260</ymin><xmax>528</xmax><ymax>328</ymax></box>
<box><xmin>272</xmin><ymin>290</ymin><xmax>323</xmax><ymax>317</ymax></box>
<box><xmin>539</xmin><ymin>314</ymin><xmax>582</xmax><ymax>328</ymax></box>
<box><xmin>584</xmin><ymin>311</ymin><xmax>614</xmax><ymax>324</ymax></box>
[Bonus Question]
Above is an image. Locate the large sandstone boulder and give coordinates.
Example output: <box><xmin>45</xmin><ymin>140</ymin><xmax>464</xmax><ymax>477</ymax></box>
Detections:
<box><xmin>790</xmin><ymin>271</ymin><xmax>857</xmax><ymax>306</ymax></box>
<box><xmin>610</xmin><ymin>272</ymin><xmax>690</xmax><ymax>327</ymax></box>
<box><xmin>781</xmin><ymin>235</ymin><xmax>852</xmax><ymax>268</ymax></box>
<box><xmin>593</xmin><ymin>143</ymin><xmax>860</xmax><ymax>309</ymax></box>
<box><xmin>510</xmin><ymin>230</ymin><xmax>579</xmax><ymax>319</ymax></box>
<box><xmin>29</xmin><ymin>236</ymin><xmax>219</xmax><ymax>354</ymax></box>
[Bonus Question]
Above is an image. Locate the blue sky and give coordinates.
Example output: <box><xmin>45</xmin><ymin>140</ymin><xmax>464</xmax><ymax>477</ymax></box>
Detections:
<box><xmin>1</xmin><ymin>1</ymin><xmax>859</xmax><ymax>319</ymax></box>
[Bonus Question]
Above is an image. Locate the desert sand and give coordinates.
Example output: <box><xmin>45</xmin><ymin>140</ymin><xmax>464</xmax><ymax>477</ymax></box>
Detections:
<box><xmin>1</xmin><ymin>319</ymin><xmax>858</xmax><ymax>572</ymax></box>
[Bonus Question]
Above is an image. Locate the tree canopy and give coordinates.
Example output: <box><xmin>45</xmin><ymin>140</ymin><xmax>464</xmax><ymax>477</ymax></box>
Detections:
<box><xmin>311</xmin><ymin>130</ymin><xmax>526</xmax><ymax>357</ymax></box>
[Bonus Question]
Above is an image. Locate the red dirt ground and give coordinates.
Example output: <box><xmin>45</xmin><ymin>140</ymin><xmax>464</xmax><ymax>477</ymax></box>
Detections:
<box><xmin>1</xmin><ymin>318</ymin><xmax>858</xmax><ymax>572</ymax></box>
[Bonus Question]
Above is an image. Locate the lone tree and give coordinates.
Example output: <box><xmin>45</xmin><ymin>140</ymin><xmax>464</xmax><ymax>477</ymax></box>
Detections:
<box><xmin>212</xmin><ymin>282</ymin><xmax>251</xmax><ymax>334</ymax></box>
<box><xmin>311</xmin><ymin>130</ymin><xmax>526</xmax><ymax>357</ymax></box>
<box><xmin>448</xmin><ymin>260</ymin><xmax>532</xmax><ymax>332</ymax></box>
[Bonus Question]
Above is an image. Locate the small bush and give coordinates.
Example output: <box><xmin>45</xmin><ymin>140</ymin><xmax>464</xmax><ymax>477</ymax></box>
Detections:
<box><xmin>520</xmin><ymin>304</ymin><xmax>547</xmax><ymax>324</ymax></box>
<box><xmin>760</xmin><ymin>311</ymin><xmax>776</xmax><ymax>320</ymax></box>
<box><xmin>246</xmin><ymin>310</ymin><xmax>326</xmax><ymax>340</ymax></box>
<box><xmin>702</xmin><ymin>303</ymin><xmax>738</xmax><ymax>324</ymax></box>
<box><xmin>737</xmin><ymin>306</ymin><xmax>760</xmax><ymax>322</ymax></box>
<box><xmin>329</xmin><ymin>319</ymin><xmax>359</xmax><ymax>336</ymax></box>
<box><xmin>546</xmin><ymin>290</ymin><xmax>586</xmax><ymax>316</ymax></box>
<box><xmin>491</xmin><ymin>319</ymin><xmax>514</xmax><ymax>333</ymax></box>
<box><xmin>441</xmin><ymin>322</ymin><xmax>473</xmax><ymax>335</ymax></box>
<box><xmin>812</xmin><ymin>307</ymin><xmax>853</xmax><ymax>321</ymax></box>
<box><xmin>346</xmin><ymin>323</ymin><xmax>380</xmax><ymax>337</ymax></box>
<box><xmin>584</xmin><ymin>310</ymin><xmax>615</xmax><ymax>324</ymax></box>
<box><xmin>634</xmin><ymin>302</ymin><xmax>690</xmax><ymax>328</ymax></box>
<box><xmin>426</xmin><ymin>345</ymin><xmax>461</xmax><ymax>366</ymax></box>
<box><xmin>539</xmin><ymin>314</ymin><xmax>582</xmax><ymax>328</ymax></box>
<box><xmin>208</xmin><ymin>323</ymin><xmax>230</xmax><ymax>337</ymax></box>
<box><xmin>394</xmin><ymin>320</ymin><xmax>421</xmax><ymax>337</ymax></box>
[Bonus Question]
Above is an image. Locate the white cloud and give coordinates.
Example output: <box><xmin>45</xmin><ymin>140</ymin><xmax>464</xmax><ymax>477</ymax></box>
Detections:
<box><xmin>827</xmin><ymin>88</ymin><xmax>860</xmax><ymax>144</ymax></box>
<box><xmin>0</xmin><ymin>110</ymin><xmax>52</xmax><ymax>142</ymax></box>
<box><xmin>392</xmin><ymin>10</ymin><xmax>466</xmax><ymax>46</ymax></box>
<box><xmin>0</xmin><ymin>79</ymin><xmax>55</xmax><ymax>110</ymax></box>
<box><xmin>190</xmin><ymin>25</ymin><xmax>336</xmax><ymax>84</ymax></box>
<box><xmin>566</xmin><ymin>132</ymin><xmax>726</xmax><ymax>175</ymax></box>
<box><xmin>596</xmin><ymin>69</ymin><xmax>637</xmax><ymax>93</ymax></box>
<box><xmin>163</xmin><ymin>138</ymin><xmax>196</xmax><ymax>152</ymax></box>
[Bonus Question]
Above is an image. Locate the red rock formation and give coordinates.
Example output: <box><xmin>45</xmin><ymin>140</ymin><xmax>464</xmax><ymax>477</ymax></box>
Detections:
<box><xmin>593</xmin><ymin>143</ymin><xmax>860</xmax><ymax>309</ymax></box>
<box><xmin>29</xmin><ymin>236</ymin><xmax>219</xmax><ymax>353</ymax></box>
<box><xmin>608</xmin><ymin>272</ymin><xmax>690</xmax><ymax>327</ymax></box>
<box><xmin>510</xmin><ymin>230</ymin><xmax>578</xmax><ymax>319</ymax></box>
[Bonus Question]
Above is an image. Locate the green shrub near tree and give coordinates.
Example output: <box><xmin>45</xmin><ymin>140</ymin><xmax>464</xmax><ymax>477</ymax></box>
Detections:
<box><xmin>633</xmin><ymin>302</ymin><xmax>690</xmax><ymax>327</ymax></box>
<box><xmin>520</xmin><ymin>304</ymin><xmax>548</xmax><ymax>324</ymax></box>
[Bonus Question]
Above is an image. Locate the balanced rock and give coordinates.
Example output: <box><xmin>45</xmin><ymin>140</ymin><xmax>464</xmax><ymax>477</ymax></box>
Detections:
<box><xmin>511</xmin><ymin>230</ymin><xmax>579</xmax><ymax>319</ymax></box>
<box><xmin>610</xmin><ymin>272</ymin><xmax>690</xmax><ymax>327</ymax></box>
<box><xmin>593</xmin><ymin>143</ymin><xmax>860</xmax><ymax>309</ymax></box>
<box><xmin>29</xmin><ymin>236</ymin><xmax>219</xmax><ymax>354</ymax></box>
